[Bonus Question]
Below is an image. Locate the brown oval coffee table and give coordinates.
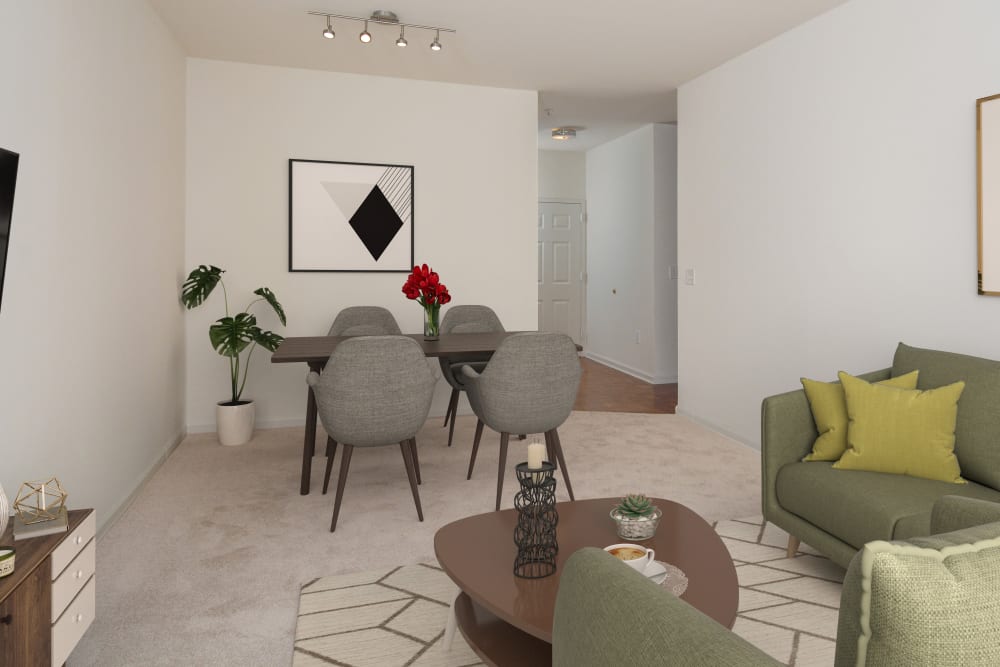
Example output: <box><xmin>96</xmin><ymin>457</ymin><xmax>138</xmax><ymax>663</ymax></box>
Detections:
<box><xmin>434</xmin><ymin>497</ymin><xmax>738</xmax><ymax>667</ymax></box>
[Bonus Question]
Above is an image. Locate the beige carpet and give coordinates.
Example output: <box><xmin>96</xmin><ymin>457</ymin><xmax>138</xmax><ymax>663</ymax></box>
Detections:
<box><xmin>71</xmin><ymin>411</ymin><xmax>762</xmax><ymax>666</ymax></box>
<box><xmin>292</xmin><ymin>517</ymin><xmax>844</xmax><ymax>667</ymax></box>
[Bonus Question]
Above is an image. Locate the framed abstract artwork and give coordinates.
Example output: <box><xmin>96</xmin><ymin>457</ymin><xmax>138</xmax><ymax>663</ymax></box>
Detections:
<box><xmin>289</xmin><ymin>159</ymin><xmax>414</xmax><ymax>272</ymax></box>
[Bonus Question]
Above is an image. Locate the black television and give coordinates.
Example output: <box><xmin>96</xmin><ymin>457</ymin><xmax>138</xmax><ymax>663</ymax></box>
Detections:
<box><xmin>0</xmin><ymin>147</ymin><xmax>18</xmax><ymax>312</ymax></box>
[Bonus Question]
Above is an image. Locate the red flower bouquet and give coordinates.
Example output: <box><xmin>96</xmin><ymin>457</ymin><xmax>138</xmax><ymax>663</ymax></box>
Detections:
<box><xmin>402</xmin><ymin>264</ymin><xmax>451</xmax><ymax>339</ymax></box>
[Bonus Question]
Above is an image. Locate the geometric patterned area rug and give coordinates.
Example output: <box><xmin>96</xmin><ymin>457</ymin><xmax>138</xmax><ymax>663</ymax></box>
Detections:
<box><xmin>293</xmin><ymin>563</ymin><xmax>484</xmax><ymax>667</ymax></box>
<box><xmin>293</xmin><ymin>516</ymin><xmax>845</xmax><ymax>667</ymax></box>
<box><xmin>717</xmin><ymin>515</ymin><xmax>845</xmax><ymax>666</ymax></box>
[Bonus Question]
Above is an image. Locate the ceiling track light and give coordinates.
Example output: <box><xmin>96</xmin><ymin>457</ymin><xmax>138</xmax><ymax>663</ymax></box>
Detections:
<box><xmin>552</xmin><ymin>128</ymin><xmax>577</xmax><ymax>141</ymax></box>
<box><xmin>307</xmin><ymin>9</ymin><xmax>455</xmax><ymax>52</ymax></box>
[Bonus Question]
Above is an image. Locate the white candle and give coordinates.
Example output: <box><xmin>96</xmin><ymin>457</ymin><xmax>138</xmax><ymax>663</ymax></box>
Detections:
<box><xmin>527</xmin><ymin>442</ymin><xmax>545</xmax><ymax>469</ymax></box>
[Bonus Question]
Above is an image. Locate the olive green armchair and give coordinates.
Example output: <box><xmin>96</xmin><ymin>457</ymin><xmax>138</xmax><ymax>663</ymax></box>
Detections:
<box><xmin>552</xmin><ymin>496</ymin><xmax>1000</xmax><ymax>666</ymax></box>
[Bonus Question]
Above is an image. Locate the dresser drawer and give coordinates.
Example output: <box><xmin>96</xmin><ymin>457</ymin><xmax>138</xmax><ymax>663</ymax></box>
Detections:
<box><xmin>51</xmin><ymin>539</ymin><xmax>95</xmax><ymax>622</ymax></box>
<box><xmin>51</xmin><ymin>512</ymin><xmax>95</xmax><ymax>579</ymax></box>
<box><xmin>51</xmin><ymin>576</ymin><xmax>95</xmax><ymax>667</ymax></box>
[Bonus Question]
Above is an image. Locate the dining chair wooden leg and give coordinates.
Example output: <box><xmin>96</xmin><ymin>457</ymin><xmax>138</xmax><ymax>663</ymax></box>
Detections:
<box><xmin>322</xmin><ymin>437</ymin><xmax>339</xmax><ymax>494</ymax></box>
<box><xmin>495</xmin><ymin>432</ymin><xmax>510</xmax><ymax>511</ymax></box>
<box><xmin>549</xmin><ymin>429</ymin><xmax>575</xmax><ymax>501</ymax></box>
<box><xmin>446</xmin><ymin>397</ymin><xmax>459</xmax><ymax>448</ymax></box>
<box><xmin>443</xmin><ymin>388</ymin><xmax>459</xmax><ymax>431</ymax></box>
<box><xmin>543</xmin><ymin>431</ymin><xmax>558</xmax><ymax>471</ymax></box>
<box><xmin>467</xmin><ymin>419</ymin><xmax>485</xmax><ymax>480</ymax></box>
<box><xmin>400</xmin><ymin>441</ymin><xmax>424</xmax><ymax>521</ymax></box>
<box><xmin>410</xmin><ymin>438</ymin><xmax>421</xmax><ymax>485</ymax></box>
<box><xmin>330</xmin><ymin>444</ymin><xmax>354</xmax><ymax>532</ymax></box>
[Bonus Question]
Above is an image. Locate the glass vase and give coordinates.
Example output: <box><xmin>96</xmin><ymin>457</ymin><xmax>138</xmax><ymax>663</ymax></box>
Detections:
<box><xmin>423</xmin><ymin>304</ymin><xmax>440</xmax><ymax>340</ymax></box>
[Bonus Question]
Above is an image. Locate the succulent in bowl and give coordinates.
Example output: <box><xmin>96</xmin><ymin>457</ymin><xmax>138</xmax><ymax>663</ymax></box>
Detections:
<box><xmin>610</xmin><ymin>494</ymin><xmax>662</xmax><ymax>540</ymax></box>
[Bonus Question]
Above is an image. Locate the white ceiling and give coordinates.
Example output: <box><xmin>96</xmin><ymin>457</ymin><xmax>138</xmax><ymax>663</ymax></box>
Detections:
<box><xmin>148</xmin><ymin>0</ymin><xmax>847</xmax><ymax>151</ymax></box>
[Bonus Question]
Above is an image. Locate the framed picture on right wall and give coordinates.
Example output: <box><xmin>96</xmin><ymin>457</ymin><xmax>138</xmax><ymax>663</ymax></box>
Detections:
<box><xmin>977</xmin><ymin>93</ymin><xmax>1000</xmax><ymax>295</ymax></box>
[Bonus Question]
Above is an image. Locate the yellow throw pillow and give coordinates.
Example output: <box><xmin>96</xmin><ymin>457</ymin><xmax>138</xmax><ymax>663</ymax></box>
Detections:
<box><xmin>801</xmin><ymin>371</ymin><xmax>919</xmax><ymax>461</ymax></box>
<box><xmin>834</xmin><ymin>371</ymin><xmax>966</xmax><ymax>484</ymax></box>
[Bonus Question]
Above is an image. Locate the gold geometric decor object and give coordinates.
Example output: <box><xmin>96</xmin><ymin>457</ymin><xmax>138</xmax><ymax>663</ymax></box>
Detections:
<box><xmin>13</xmin><ymin>478</ymin><xmax>68</xmax><ymax>525</ymax></box>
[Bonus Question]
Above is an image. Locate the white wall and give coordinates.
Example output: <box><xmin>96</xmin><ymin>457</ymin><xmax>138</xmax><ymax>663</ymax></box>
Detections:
<box><xmin>185</xmin><ymin>59</ymin><xmax>538</xmax><ymax>429</ymax></box>
<box><xmin>653</xmin><ymin>126</ymin><xmax>679</xmax><ymax>382</ymax></box>
<box><xmin>539</xmin><ymin>150</ymin><xmax>586</xmax><ymax>201</ymax></box>
<box><xmin>0</xmin><ymin>2</ymin><xmax>186</xmax><ymax>526</ymax></box>
<box><xmin>585</xmin><ymin>124</ymin><xmax>677</xmax><ymax>383</ymax></box>
<box><xmin>677</xmin><ymin>0</ymin><xmax>1000</xmax><ymax>446</ymax></box>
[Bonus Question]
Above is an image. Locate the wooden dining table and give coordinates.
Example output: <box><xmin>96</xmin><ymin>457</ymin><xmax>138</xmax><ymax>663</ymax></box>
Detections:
<box><xmin>271</xmin><ymin>332</ymin><xmax>539</xmax><ymax>494</ymax></box>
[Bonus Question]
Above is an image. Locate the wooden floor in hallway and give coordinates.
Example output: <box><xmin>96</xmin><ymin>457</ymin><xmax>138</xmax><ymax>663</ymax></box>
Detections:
<box><xmin>574</xmin><ymin>358</ymin><xmax>677</xmax><ymax>414</ymax></box>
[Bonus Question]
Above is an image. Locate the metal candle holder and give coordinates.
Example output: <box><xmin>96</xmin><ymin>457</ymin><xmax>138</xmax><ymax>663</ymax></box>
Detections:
<box><xmin>513</xmin><ymin>461</ymin><xmax>559</xmax><ymax>578</ymax></box>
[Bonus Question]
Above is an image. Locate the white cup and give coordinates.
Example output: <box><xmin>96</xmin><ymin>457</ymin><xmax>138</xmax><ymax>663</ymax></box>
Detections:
<box><xmin>604</xmin><ymin>543</ymin><xmax>655</xmax><ymax>572</ymax></box>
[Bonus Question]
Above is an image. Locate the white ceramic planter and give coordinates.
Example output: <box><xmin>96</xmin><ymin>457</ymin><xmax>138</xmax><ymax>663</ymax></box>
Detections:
<box><xmin>0</xmin><ymin>483</ymin><xmax>8</xmax><ymax>536</ymax></box>
<box><xmin>216</xmin><ymin>400</ymin><xmax>255</xmax><ymax>446</ymax></box>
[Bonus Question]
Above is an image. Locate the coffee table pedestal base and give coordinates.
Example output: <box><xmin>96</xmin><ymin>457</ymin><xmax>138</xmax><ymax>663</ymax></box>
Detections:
<box><xmin>454</xmin><ymin>593</ymin><xmax>551</xmax><ymax>667</ymax></box>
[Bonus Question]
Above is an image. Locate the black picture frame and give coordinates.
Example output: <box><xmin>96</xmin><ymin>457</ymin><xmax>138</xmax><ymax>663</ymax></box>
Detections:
<box><xmin>288</xmin><ymin>158</ymin><xmax>414</xmax><ymax>272</ymax></box>
<box><xmin>0</xmin><ymin>147</ymin><xmax>20</xmax><ymax>312</ymax></box>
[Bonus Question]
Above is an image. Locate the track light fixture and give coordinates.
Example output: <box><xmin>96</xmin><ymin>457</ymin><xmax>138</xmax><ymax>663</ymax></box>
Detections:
<box><xmin>308</xmin><ymin>10</ymin><xmax>454</xmax><ymax>52</ymax></box>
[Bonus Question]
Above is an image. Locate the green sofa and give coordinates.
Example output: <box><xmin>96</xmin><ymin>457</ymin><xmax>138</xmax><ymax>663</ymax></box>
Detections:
<box><xmin>552</xmin><ymin>497</ymin><xmax>1000</xmax><ymax>666</ymax></box>
<box><xmin>761</xmin><ymin>343</ymin><xmax>1000</xmax><ymax>568</ymax></box>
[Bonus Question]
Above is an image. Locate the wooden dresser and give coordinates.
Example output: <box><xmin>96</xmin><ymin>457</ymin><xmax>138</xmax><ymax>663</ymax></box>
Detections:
<box><xmin>0</xmin><ymin>509</ymin><xmax>96</xmax><ymax>666</ymax></box>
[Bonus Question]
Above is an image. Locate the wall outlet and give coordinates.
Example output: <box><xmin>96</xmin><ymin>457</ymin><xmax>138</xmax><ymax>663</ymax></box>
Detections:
<box><xmin>685</xmin><ymin>268</ymin><xmax>696</xmax><ymax>286</ymax></box>
<box><xmin>635</xmin><ymin>329</ymin><xmax>641</xmax><ymax>344</ymax></box>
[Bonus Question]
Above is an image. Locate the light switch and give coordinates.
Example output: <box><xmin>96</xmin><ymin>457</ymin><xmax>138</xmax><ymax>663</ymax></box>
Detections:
<box><xmin>685</xmin><ymin>269</ymin><xmax>696</xmax><ymax>286</ymax></box>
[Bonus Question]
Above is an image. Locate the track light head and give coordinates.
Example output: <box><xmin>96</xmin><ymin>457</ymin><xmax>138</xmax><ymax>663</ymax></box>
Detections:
<box><xmin>430</xmin><ymin>29</ymin><xmax>442</xmax><ymax>51</ymax></box>
<box><xmin>360</xmin><ymin>20</ymin><xmax>372</xmax><ymax>43</ymax></box>
<box><xmin>396</xmin><ymin>26</ymin><xmax>407</xmax><ymax>47</ymax></box>
<box><xmin>322</xmin><ymin>17</ymin><xmax>335</xmax><ymax>39</ymax></box>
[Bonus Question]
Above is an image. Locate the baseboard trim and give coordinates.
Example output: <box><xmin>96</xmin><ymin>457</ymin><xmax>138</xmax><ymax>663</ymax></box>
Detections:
<box><xmin>675</xmin><ymin>406</ymin><xmax>760</xmax><ymax>451</ymax></box>
<box><xmin>582</xmin><ymin>351</ymin><xmax>676</xmax><ymax>385</ymax></box>
<box><xmin>188</xmin><ymin>405</ymin><xmax>474</xmax><ymax>433</ymax></box>
<box><xmin>97</xmin><ymin>427</ymin><xmax>187</xmax><ymax>539</ymax></box>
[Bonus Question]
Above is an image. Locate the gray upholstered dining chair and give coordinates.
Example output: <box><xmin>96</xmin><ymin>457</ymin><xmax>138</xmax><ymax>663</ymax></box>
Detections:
<box><xmin>439</xmin><ymin>305</ymin><xmax>505</xmax><ymax>448</ymax></box>
<box><xmin>318</xmin><ymin>305</ymin><xmax>404</xmax><ymax>490</ymax></box>
<box><xmin>461</xmin><ymin>332</ymin><xmax>581</xmax><ymax>510</ymax></box>
<box><xmin>307</xmin><ymin>336</ymin><xmax>435</xmax><ymax>531</ymax></box>
<box><xmin>327</xmin><ymin>305</ymin><xmax>402</xmax><ymax>336</ymax></box>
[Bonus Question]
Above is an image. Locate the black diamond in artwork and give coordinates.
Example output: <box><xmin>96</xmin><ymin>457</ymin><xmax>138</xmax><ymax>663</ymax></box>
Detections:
<box><xmin>348</xmin><ymin>186</ymin><xmax>404</xmax><ymax>261</ymax></box>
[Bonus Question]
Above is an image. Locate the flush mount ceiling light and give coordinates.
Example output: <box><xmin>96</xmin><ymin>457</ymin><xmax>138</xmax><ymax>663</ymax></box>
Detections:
<box><xmin>308</xmin><ymin>10</ymin><xmax>454</xmax><ymax>52</ymax></box>
<box><xmin>551</xmin><ymin>128</ymin><xmax>577</xmax><ymax>141</ymax></box>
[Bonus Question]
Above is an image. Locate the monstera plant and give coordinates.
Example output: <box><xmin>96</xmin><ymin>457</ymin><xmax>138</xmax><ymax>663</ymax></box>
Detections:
<box><xmin>181</xmin><ymin>265</ymin><xmax>286</xmax><ymax>445</ymax></box>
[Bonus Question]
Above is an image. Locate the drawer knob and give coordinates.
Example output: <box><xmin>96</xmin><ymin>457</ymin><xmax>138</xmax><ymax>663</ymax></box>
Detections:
<box><xmin>75</xmin><ymin>613</ymin><xmax>83</xmax><ymax>623</ymax></box>
<box><xmin>75</xmin><ymin>536</ymin><xmax>83</xmax><ymax>545</ymax></box>
<box><xmin>75</xmin><ymin>570</ymin><xmax>84</xmax><ymax>579</ymax></box>
<box><xmin>0</xmin><ymin>614</ymin><xmax>11</xmax><ymax>625</ymax></box>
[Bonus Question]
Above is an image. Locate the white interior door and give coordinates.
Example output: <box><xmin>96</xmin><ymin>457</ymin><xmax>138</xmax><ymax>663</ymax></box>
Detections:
<box><xmin>538</xmin><ymin>201</ymin><xmax>585</xmax><ymax>344</ymax></box>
